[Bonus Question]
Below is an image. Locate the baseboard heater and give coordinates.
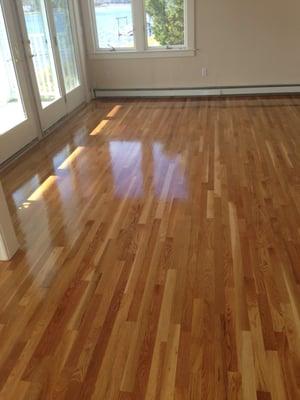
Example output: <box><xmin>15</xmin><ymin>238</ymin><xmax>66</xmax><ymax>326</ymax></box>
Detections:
<box><xmin>94</xmin><ymin>84</ymin><xmax>300</xmax><ymax>98</ymax></box>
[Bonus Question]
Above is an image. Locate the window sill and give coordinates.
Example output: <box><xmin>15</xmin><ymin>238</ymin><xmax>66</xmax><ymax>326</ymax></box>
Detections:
<box><xmin>89</xmin><ymin>49</ymin><xmax>195</xmax><ymax>60</ymax></box>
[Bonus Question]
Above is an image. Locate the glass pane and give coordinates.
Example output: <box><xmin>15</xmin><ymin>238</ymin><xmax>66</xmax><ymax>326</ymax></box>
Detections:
<box><xmin>144</xmin><ymin>0</ymin><xmax>185</xmax><ymax>47</ymax></box>
<box><xmin>0</xmin><ymin>4</ymin><xmax>26</xmax><ymax>135</ymax></box>
<box><xmin>51</xmin><ymin>0</ymin><xmax>80</xmax><ymax>93</ymax></box>
<box><xmin>22</xmin><ymin>0</ymin><xmax>61</xmax><ymax>108</ymax></box>
<box><xmin>94</xmin><ymin>0</ymin><xmax>134</xmax><ymax>49</ymax></box>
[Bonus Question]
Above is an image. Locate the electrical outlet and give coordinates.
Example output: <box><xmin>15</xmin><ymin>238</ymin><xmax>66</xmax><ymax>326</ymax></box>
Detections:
<box><xmin>202</xmin><ymin>67</ymin><xmax>208</xmax><ymax>77</ymax></box>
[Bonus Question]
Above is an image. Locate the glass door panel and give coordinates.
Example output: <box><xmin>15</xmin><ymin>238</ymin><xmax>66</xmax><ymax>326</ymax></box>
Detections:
<box><xmin>51</xmin><ymin>0</ymin><xmax>80</xmax><ymax>93</ymax></box>
<box><xmin>0</xmin><ymin>0</ymin><xmax>39</xmax><ymax>164</ymax></box>
<box><xmin>21</xmin><ymin>0</ymin><xmax>61</xmax><ymax>109</ymax></box>
<box><xmin>16</xmin><ymin>0</ymin><xmax>84</xmax><ymax>132</ymax></box>
<box><xmin>0</xmin><ymin>3</ymin><xmax>26</xmax><ymax>134</ymax></box>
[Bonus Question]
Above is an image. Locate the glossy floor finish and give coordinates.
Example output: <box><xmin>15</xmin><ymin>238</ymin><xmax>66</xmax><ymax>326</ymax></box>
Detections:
<box><xmin>0</xmin><ymin>97</ymin><xmax>300</xmax><ymax>399</ymax></box>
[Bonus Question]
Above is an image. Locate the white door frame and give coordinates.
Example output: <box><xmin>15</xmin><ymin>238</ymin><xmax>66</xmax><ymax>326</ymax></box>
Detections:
<box><xmin>16</xmin><ymin>0</ymin><xmax>88</xmax><ymax>131</ymax></box>
<box><xmin>73</xmin><ymin>0</ymin><xmax>91</xmax><ymax>103</ymax></box>
<box><xmin>51</xmin><ymin>0</ymin><xmax>87</xmax><ymax>112</ymax></box>
<box><xmin>16</xmin><ymin>0</ymin><xmax>68</xmax><ymax>131</ymax></box>
<box><xmin>0</xmin><ymin>0</ymin><xmax>40</xmax><ymax>164</ymax></box>
<box><xmin>0</xmin><ymin>0</ymin><xmax>89</xmax><ymax>165</ymax></box>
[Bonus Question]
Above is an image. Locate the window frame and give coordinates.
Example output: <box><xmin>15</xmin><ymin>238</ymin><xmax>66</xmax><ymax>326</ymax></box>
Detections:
<box><xmin>84</xmin><ymin>0</ymin><xmax>195</xmax><ymax>59</ymax></box>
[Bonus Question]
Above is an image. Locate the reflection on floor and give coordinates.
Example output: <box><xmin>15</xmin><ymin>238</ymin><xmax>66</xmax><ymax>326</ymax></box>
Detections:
<box><xmin>0</xmin><ymin>97</ymin><xmax>300</xmax><ymax>399</ymax></box>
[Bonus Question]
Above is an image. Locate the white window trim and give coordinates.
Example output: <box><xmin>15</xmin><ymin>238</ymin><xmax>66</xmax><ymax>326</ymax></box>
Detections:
<box><xmin>82</xmin><ymin>0</ymin><xmax>195</xmax><ymax>59</ymax></box>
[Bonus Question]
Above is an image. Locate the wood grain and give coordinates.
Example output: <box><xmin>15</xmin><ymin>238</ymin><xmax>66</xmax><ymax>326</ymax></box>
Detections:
<box><xmin>0</xmin><ymin>96</ymin><xmax>300</xmax><ymax>399</ymax></box>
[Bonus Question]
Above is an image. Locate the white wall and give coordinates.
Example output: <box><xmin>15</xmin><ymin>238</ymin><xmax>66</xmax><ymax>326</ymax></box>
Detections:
<box><xmin>83</xmin><ymin>0</ymin><xmax>300</xmax><ymax>89</ymax></box>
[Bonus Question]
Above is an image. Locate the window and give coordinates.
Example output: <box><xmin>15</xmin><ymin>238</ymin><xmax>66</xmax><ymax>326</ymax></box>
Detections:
<box><xmin>93</xmin><ymin>0</ymin><xmax>134</xmax><ymax>49</ymax></box>
<box><xmin>86</xmin><ymin>0</ymin><xmax>194</xmax><ymax>58</ymax></box>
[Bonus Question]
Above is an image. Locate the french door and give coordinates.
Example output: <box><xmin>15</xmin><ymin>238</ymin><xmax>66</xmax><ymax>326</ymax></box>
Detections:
<box><xmin>0</xmin><ymin>0</ymin><xmax>39</xmax><ymax>164</ymax></box>
<box><xmin>17</xmin><ymin>0</ymin><xmax>85</xmax><ymax>131</ymax></box>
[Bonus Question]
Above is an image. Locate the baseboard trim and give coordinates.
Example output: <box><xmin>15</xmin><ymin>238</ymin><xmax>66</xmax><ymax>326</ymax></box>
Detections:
<box><xmin>94</xmin><ymin>85</ymin><xmax>300</xmax><ymax>98</ymax></box>
<box><xmin>0</xmin><ymin>138</ymin><xmax>39</xmax><ymax>173</ymax></box>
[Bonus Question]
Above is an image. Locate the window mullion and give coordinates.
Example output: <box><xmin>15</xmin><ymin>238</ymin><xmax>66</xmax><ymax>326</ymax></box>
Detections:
<box><xmin>186</xmin><ymin>0</ymin><xmax>195</xmax><ymax>50</ymax></box>
<box><xmin>132</xmin><ymin>0</ymin><xmax>145</xmax><ymax>52</ymax></box>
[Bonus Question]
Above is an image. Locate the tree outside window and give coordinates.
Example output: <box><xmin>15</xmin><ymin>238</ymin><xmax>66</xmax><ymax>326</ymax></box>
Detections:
<box><xmin>145</xmin><ymin>0</ymin><xmax>184</xmax><ymax>47</ymax></box>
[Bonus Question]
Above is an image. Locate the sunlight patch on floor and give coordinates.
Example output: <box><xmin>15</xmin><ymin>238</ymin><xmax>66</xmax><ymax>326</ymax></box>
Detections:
<box><xmin>90</xmin><ymin>119</ymin><xmax>109</xmax><ymax>136</ymax></box>
<box><xmin>28</xmin><ymin>176</ymin><xmax>58</xmax><ymax>201</ymax></box>
<box><xmin>57</xmin><ymin>146</ymin><xmax>85</xmax><ymax>170</ymax></box>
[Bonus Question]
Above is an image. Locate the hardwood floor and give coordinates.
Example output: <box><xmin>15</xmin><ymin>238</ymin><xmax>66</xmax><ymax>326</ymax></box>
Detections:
<box><xmin>0</xmin><ymin>96</ymin><xmax>300</xmax><ymax>399</ymax></box>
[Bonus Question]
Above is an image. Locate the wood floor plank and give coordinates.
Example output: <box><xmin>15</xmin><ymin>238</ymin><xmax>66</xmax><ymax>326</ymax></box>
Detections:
<box><xmin>0</xmin><ymin>96</ymin><xmax>300</xmax><ymax>399</ymax></box>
